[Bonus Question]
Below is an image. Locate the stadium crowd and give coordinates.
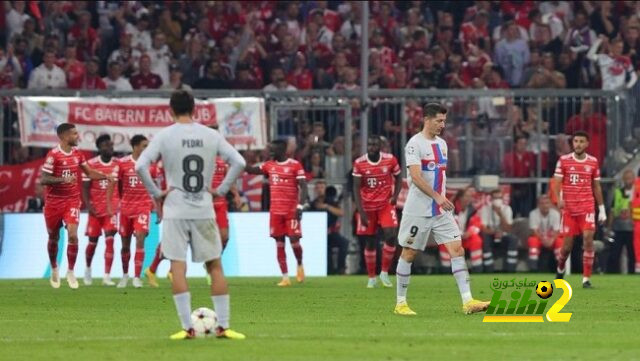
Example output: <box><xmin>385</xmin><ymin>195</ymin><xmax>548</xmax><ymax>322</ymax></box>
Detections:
<box><xmin>1</xmin><ymin>1</ymin><xmax>639</xmax><ymax>275</ymax></box>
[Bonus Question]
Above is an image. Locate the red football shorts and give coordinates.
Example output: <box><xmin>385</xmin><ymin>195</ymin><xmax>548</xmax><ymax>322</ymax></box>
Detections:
<box><xmin>86</xmin><ymin>214</ymin><xmax>118</xmax><ymax>237</ymax></box>
<box><xmin>44</xmin><ymin>198</ymin><xmax>81</xmax><ymax>233</ymax></box>
<box><xmin>214</xmin><ymin>201</ymin><xmax>229</xmax><ymax>229</ymax></box>
<box><xmin>270</xmin><ymin>213</ymin><xmax>301</xmax><ymax>238</ymax></box>
<box><xmin>561</xmin><ymin>211</ymin><xmax>595</xmax><ymax>237</ymax></box>
<box><xmin>119</xmin><ymin>212</ymin><xmax>150</xmax><ymax>237</ymax></box>
<box><xmin>356</xmin><ymin>203</ymin><xmax>398</xmax><ymax>236</ymax></box>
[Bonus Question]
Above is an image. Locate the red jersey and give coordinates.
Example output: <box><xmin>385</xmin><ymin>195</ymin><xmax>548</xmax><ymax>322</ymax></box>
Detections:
<box><xmin>83</xmin><ymin>156</ymin><xmax>120</xmax><ymax>217</ymax></box>
<box><xmin>352</xmin><ymin>153</ymin><xmax>401</xmax><ymax>211</ymax></box>
<box><xmin>130</xmin><ymin>72</ymin><xmax>163</xmax><ymax>89</ymax></box>
<box><xmin>260</xmin><ymin>159</ymin><xmax>306</xmax><ymax>215</ymax></box>
<box><xmin>554</xmin><ymin>153</ymin><xmax>600</xmax><ymax>215</ymax></box>
<box><xmin>211</xmin><ymin>157</ymin><xmax>228</xmax><ymax>206</ymax></box>
<box><xmin>118</xmin><ymin>155</ymin><xmax>159</xmax><ymax>216</ymax></box>
<box><xmin>42</xmin><ymin>145</ymin><xmax>87</xmax><ymax>201</ymax></box>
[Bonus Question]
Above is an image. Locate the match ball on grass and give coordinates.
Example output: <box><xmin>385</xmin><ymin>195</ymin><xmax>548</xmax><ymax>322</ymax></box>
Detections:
<box><xmin>191</xmin><ymin>307</ymin><xmax>217</xmax><ymax>338</ymax></box>
<box><xmin>536</xmin><ymin>281</ymin><xmax>553</xmax><ymax>299</ymax></box>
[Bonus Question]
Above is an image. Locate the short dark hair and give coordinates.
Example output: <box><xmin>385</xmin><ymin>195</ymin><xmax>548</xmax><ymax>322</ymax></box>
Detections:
<box><xmin>514</xmin><ymin>134</ymin><xmax>528</xmax><ymax>143</ymax></box>
<box><xmin>368</xmin><ymin>134</ymin><xmax>381</xmax><ymax>142</ymax></box>
<box><xmin>491</xmin><ymin>189</ymin><xmax>502</xmax><ymax>196</ymax></box>
<box><xmin>423</xmin><ymin>103</ymin><xmax>447</xmax><ymax>118</ymax></box>
<box><xmin>169</xmin><ymin>90</ymin><xmax>195</xmax><ymax>116</ymax></box>
<box><xmin>95</xmin><ymin>134</ymin><xmax>111</xmax><ymax>148</ymax></box>
<box><xmin>271</xmin><ymin>139</ymin><xmax>287</xmax><ymax>148</ymax></box>
<box><xmin>56</xmin><ymin>123</ymin><xmax>75</xmax><ymax>136</ymax></box>
<box><xmin>572</xmin><ymin>130</ymin><xmax>590</xmax><ymax>141</ymax></box>
<box><xmin>130</xmin><ymin>134</ymin><xmax>148</xmax><ymax>147</ymax></box>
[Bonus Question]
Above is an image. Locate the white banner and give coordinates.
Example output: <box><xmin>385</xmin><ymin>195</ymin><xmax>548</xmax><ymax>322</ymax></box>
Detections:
<box><xmin>16</xmin><ymin>96</ymin><xmax>267</xmax><ymax>152</ymax></box>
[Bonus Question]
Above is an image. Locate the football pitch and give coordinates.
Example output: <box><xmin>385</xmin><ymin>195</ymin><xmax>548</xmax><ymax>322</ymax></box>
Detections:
<box><xmin>1</xmin><ymin>274</ymin><xmax>638</xmax><ymax>361</ymax></box>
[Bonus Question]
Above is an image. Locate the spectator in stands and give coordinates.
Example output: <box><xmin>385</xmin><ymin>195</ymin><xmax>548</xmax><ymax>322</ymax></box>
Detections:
<box><xmin>20</xmin><ymin>18</ymin><xmax>43</xmax><ymax>57</ymax></box>
<box><xmin>303</xmin><ymin>9</ymin><xmax>334</xmax><ymax>50</ymax></box>
<box><xmin>43</xmin><ymin>2</ymin><xmax>72</xmax><ymax>48</ymax></box>
<box><xmin>411</xmin><ymin>52</ymin><xmax>443</xmax><ymax>89</ymax></box>
<box><xmin>502</xmin><ymin>135</ymin><xmax>536</xmax><ymax>217</ymax></box>
<box><xmin>589</xmin><ymin>1</ymin><xmax>618</xmax><ymax>38</ymax></box>
<box><xmin>459</xmin><ymin>10</ymin><xmax>490</xmax><ymax>55</ymax></box>
<box><xmin>178</xmin><ymin>38</ymin><xmax>207</xmax><ymax>86</ymax></box>
<box><xmin>565</xmin><ymin>99</ymin><xmax>607</xmax><ymax>163</ymax></box>
<box><xmin>443</xmin><ymin>53</ymin><xmax>467</xmax><ymax>89</ymax></box>
<box><xmin>588</xmin><ymin>35</ymin><xmax>638</xmax><ymax>90</ymax></box>
<box><xmin>480</xmin><ymin>189</ymin><xmax>519</xmax><ymax>273</ymax></box>
<box><xmin>399</xmin><ymin>29</ymin><xmax>430</xmax><ymax>62</ymax></box>
<box><xmin>527</xmin><ymin>194</ymin><xmax>563</xmax><ymax>272</ymax></box>
<box><xmin>193</xmin><ymin>59</ymin><xmax>230</xmax><ymax>89</ymax></box>
<box><xmin>263</xmin><ymin>66</ymin><xmax>296</xmax><ymax>91</ymax></box>
<box><xmin>233</xmin><ymin>63</ymin><xmax>261</xmax><ymax>90</ymax></box>
<box><xmin>108</xmin><ymin>33</ymin><xmax>142</xmax><ymax>78</ymax></box>
<box><xmin>286</xmin><ymin>52</ymin><xmax>313</xmax><ymax>90</ymax></box>
<box><xmin>305</xmin><ymin>150</ymin><xmax>326</xmax><ymax>179</ymax></box>
<box><xmin>58</xmin><ymin>43</ymin><xmax>86</xmax><ymax>90</ymax></box>
<box><xmin>103</xmin><ymin>61</ymin><xmax>132</xmax><ymax>91</ymax></box>
<box><xmin>148</xmin><ymin>31</ymin><xmax>172</xmax><ymax>85</ymax></box>
<box><xmin>126</xmin><ymin>14</ymin><xmax>152</xmax><ymax>52</ymax></box>
<box><xmin>78</xmin><ymin>57</ymin><xmax>106</xmax><ymax>90</ymax></box>
<box><xmin>310</xmin><ymin>180</ymin><xmax>348</xmax><ymax>274</ymax></box>
<box><xmin>158</xmin><ymin>8</ymin><xmax>183</xmax><ymax>55</ymax></box>
<box><xmin>268</xmin><ymin>33</ymin><xmax>298</xmax><ymax>73</ymax></box>
<box><xmin>129</xmin><ymin>54</ymin><xmax>162</xmax><ymax>89</ymax></box>
<box><xmin>607</xmin><ymin>169</ymin><xmax>635</xmax><ymax>273</ymax></box>
<box><xmin>526</xmin><ymin>52</ymin><xmax>567</xmax><ymax>88</ymax></box>
<box><xmin>340</xmin><ymin>1</ymin><xmax>362</xmax><ymax>44</ymax></box>
<box><xmin>557</xmin><ymin>49</ymin><xmax>582</xmax><ymax>88</ymax></box>
<box><xmin>529</xmin><ymin>9</ymin><xmax>564</xmax><ymax>47</ymax></box>
<box><xmin>5</xmin><ymin>1</ymin><xmax>30</xmax><ymax>42</ymax></box>
<box><xmin>565</xmin><ymin>10</ymin><xmax>597</xmax><ymax>55</ymax></box>
<box><xmin>68</xmin><ymin>10</ymin><xmax>99</xmax><ymax>62</ymax></box>
<box><xmin>284</xmin><ymin>2</ymin><xmax>303</xmax><ymax>40</ymax></box>
<box><xmin>494</xmin><ymin>21</ymin><xmax>530</xmax><ymax>87</ymax></box>
<box><xmin>26</xmin><ymin>182</ymin><xmax>44</xmax><ymax>213</ymax></box>
<box><xmin>398</xmin><ymin>8</ymin><xmax>428</xmax><ymax>48</ymax></box>
<box><xmin>0</xmin><ymin>45</ymin><xmax>23</xmax><ymax>88</ymax></box>
<box><xmin>12</xmin><ymin>36</ymin><xmax>33</xmax><ymax>85</ymax></box>
<box><xmin>333</xmin><ymin>67</ymin><xmax>359</xmax><ymax>90</ymax></box>
<box><xmin>27</xmin><ymin>51</ymin><xmax>66</xmax><ymax>89</ymax></box>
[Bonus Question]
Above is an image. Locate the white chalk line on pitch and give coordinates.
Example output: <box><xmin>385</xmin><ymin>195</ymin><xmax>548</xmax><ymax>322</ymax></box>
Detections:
<box><xmin>0</xmin><ymin>332</ymin><xmax>581</xmax><ymax>343</ymax></box>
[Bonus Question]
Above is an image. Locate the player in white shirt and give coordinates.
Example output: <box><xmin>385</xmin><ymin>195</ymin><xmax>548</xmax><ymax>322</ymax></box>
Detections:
<box><xmin>394</xmin><ymin>103</ymin><xmax>489</xmax><ymax>316</ymax></box>
<box><xmin>136</xmin><ymin>91</ymin><xmax>246</xmax><ymax>340</ymax></box>
<box><xmin>527</xmin><ymin>194</ymin><xmax>563</xmax><ymax>272</ymax></box>
<box><xmin>27</xmin><ymin>51</ymin><xmax>66</xmax><ymax>89</ymax></box>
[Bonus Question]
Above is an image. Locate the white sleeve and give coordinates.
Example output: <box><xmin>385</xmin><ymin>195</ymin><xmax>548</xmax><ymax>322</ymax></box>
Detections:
<box><xmin>551</xmin><ymin>209</ymin><xmax>562</xmax><ymax>231</ymax></box>
<box><xmin>529</xmin><ymin>210</ymin><xmax>539</xmax><ymax>231</ymax></box>
<box><xmin>504</xmin><ymin>206</ymin><xmax>513</xmax><ymax>225</ymax></box>
<box><xmin>136</xmin><ymin>133</ymin><xmax>163</xmax><ymax>198</ymax></box>
<box><xmin>405</xmin><ymin>139</ymin><xmax>421</xmax><ymax>167</ymax></box>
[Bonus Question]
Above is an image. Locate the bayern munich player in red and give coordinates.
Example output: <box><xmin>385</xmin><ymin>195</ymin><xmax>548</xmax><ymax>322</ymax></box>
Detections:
<box><xmin>107</xmin><ymin>135</ymin><xmax>161</xmax><ymax>289</ymax></box>
<box><xmin>246</xmin><ymin>139</ymin><xmax>309</xmax><ymax>287</ymax></box>
<box><xmin>81</xmin><ymin>134</ymin><xmax>120</xmax><ymax>286</ymax></box>
<box><xmin>552</xmin><ymin>131</ymin><xmax>606</xmax><ymax>288</ymax></box>
<box><xmin>40</xmin><ymin>123</ymin><xmax>114</xmax><ymax>289</ymax></box>
<box><xmin>353</xmin><ymin>135</ymin><xmax>402</xmax><ymax>288</ymax></box>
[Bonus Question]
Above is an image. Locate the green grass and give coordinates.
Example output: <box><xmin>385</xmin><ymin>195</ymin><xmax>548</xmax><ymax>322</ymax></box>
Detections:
<box><xmin>1</xmin><ymin>275</ymin><xmax>638</xmax><ymax>361</ymax></box>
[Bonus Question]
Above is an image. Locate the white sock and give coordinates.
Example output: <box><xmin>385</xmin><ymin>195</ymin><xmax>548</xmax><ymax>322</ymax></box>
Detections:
<box><xmin>173</xmin><ymin>292</ymin><xmax>193</xmax><ymax>330</ymax></box>
<box><xmin>396</xmin><ymin>258</ymin><xmax>412</xmax><ymax>304</ymax></box>
<box><xmin>451</xmin><ymin>256</ymin><xmax>473</xmax><ymax>304</ymax></box>
<box><xmin>582</xmin><ymin>276</ymin><xmax>590</xmax><ymax>283</ymax></box>
<box><xmin>212</xmin><ymin>294</ymin><xmax>230</xmax><ymax>329</ymax></box>
<box><xmin>380</xmin><ymin>271</ymin><xmax>388</xmax><ymax>276</ymax></box>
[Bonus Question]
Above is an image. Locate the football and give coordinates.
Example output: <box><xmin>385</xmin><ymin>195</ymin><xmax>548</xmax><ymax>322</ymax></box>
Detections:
<box><xmin>536</xmin><ymin>281</ymin><xmax>554</xmax><ymax>299</ymax></box>
<box><xmin>191</xmin><ymin>307</ymin><xmax>218</xmax><ymax>337</ymax></box>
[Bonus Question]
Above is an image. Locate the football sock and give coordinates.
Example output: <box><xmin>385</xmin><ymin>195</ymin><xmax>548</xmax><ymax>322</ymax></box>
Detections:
<box><xmin>67</xmin><ymin>243</ymin><xmax>78</xmax><ymax>271</ymax></box>
<box><xmin>583</xmin><ymin>250</ymin><xmax>595</xmax><ymax>278</ymax></box>
<box><xmin>105</xmin><ymin>236</ymin><xmax>114</xmax><ymax>274</ymax></box>
<box><xmin>396</xmin><ymin>257</ymin><xmax>411</xmax><ymax>303</ymax></box>
<box><xmin>556</xmin><ymin>250</ymin><xmax>568</xmax><ymax>272</ymax></box>
<box><xmin>173</xmin><ymin>292</ymin><xmax>193</xmax><ymax>330</ymax></box>
<box><xmin>291</xmin><ymin>242</ymin><xmax>303</xmax><ymax>265</ymax></box>
<box><xmin>451</xmin><ymin>256</ymin><xmax>472</xmax><ymax>304</ymax></box>
<box><xmin>134</xmin><ymin>249</ymin><xmax>145</xmax><ymax>277</ymax></box>
<box><xmin>149</xmin><ymin>244</ymin><xmax>163</xmax><ymax>273</ymax></box>
<box><xmin>121</xmin><ymin>250</ymin><xmax>131</xmax><ymax>274</ymax></box>
<box><xmin>212</xmin><ymin>295</ymin><xmax>230</xmax><ymax>329</ymax></box>
<box><xmin>85</xmin><ymin>242</ymin><xmax>97</xmax><ymax>267</ymax></box>
<box><xmin>276</xmin><ymin>242</ymin><xmax>288</xmax><ymax>275</ymax></box>
<box><xmin>47</xmin><ymin>239</ymin><xmax>58</xmax><ymax>268</ymax></box>
<box><xmin>364</xmin><ymin>249</ymin><xmax>377</xmax><ymax>278</ymax></box>
<box><xmin>381</xmin><ymin>244</ymin><xmax>395</xmax><ymax>273</ymax></box>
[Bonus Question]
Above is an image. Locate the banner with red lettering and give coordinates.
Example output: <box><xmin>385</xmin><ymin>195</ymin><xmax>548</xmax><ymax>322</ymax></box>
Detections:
<box><xmin>0</xmin><ymin>158</ymin><xmax>45</xmax><ymax>212</ymax></box>
<box><xmin>16</xmin><ymin>96</ymin><xmax>267</xmax><ymax>152</ymax></box>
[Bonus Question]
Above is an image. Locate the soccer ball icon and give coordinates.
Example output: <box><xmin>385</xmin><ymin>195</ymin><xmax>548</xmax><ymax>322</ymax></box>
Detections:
<box><xmin>191</xmin><ymin>307</ymin><xmax>218</xmax><ymax>337</ymax></box>
<box><xmin>536</xmin><ymin>281</ymin><xmax>554</xmax><ymax>299</ymax></box>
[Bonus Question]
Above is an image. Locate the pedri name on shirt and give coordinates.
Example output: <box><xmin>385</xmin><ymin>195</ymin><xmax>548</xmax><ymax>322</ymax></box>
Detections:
<box><xmin>182</xmin><ymin>139</ymin><xmax>203</xmax><ymax>148</ymax></box>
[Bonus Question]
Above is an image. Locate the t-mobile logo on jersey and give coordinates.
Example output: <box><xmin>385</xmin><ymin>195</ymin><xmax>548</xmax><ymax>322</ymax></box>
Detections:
<box><xmin>569</xmin><ymin>174</ymin><xmax>579</xmax><ymax>185</ymax></box>
<box><xmin>367</xmin><ymin>178</ymin><xmax>377</xmax><ymax>188</ymax></box>
<box><xmin>129</xmin><ymin>176</ymin><xmax>139</xmax><ymax>187</ymax></box>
